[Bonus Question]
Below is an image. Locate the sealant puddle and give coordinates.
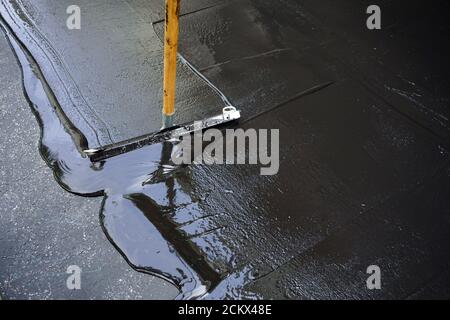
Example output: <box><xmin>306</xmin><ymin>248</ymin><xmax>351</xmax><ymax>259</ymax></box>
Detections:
<box><xmin>1</xmin><ymin>19</ymin><xmax>257</xmax><ymax>299</ymax></box>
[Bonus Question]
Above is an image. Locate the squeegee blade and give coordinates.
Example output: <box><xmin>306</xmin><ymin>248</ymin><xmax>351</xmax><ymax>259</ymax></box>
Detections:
<box><xmin>85</xmin><ymin>106</ymin><xmax>241</xmax><ymax>162</ymax></box>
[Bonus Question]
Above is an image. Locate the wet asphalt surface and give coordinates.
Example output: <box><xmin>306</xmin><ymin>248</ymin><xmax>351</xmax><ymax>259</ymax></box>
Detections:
<box><xmin>0</xmin><ymin>28</ymin><xmax>177</xmax><ymax>299</ymax></box>
<box><xmin>1</xmin><ymin>0</ymin><xmax>450</xmax><ymax>299</ymax></box>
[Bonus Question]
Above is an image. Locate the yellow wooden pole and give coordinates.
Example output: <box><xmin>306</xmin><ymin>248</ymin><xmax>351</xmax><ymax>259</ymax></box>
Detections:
<box><xmin>162</xmin><ymin>0</ymin><xmax>181</xmax><ymax>128</ymax></box>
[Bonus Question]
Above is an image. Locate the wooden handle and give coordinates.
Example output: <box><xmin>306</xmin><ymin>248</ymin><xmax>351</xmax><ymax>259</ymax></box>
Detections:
<box><xmin>163</xmin><ymin>0</ymin><xmax>181</xmax><ymax>117</ymax></box>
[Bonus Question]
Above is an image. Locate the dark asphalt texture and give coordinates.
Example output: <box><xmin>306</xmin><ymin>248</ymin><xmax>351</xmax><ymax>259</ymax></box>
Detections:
<box><xmin>1</xmin><ymin>0</ymin><xmax>450</xmax><ymax>299</ymax></box>
<box><xmin>1</xmin><ymin>0</ymin><xmax>226</xmax><ymax>149</ymax></box>
<box><xmin>0</xmin><ymin>25</ymin><xmax>177</xmax><ymax>300</ymax></box>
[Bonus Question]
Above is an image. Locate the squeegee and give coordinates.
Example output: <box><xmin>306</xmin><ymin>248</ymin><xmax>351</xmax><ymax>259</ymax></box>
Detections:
<box><xmin>84</xmin><ymin>0</ymin><xmax>240</xmax><ymax>162</ymax></box>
